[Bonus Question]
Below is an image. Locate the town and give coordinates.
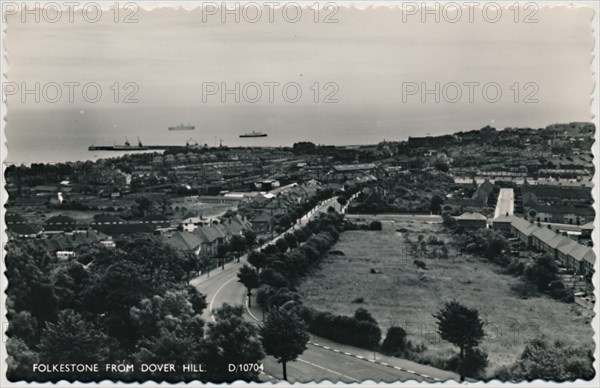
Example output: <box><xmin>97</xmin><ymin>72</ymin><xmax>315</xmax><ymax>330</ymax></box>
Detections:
<box><xmin>4</xmin><ymin>121</ymin><xmax>596</xmax><ymax>383</ymax></box>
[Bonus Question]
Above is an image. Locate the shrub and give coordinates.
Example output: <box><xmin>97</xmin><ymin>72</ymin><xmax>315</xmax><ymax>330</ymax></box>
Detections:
<box><xmin>369</xmin><ymin>221</ymin><xmax>383</xmax><ymax>231</ymax></box>
<box><xmin>506</xmin><ymin>257</ymin><xmax>525</xmax><ymax>276</ymax></box>
<box><xmin>549</xmin><ymin>281</ymin><xmax>574</xmax><ymax>303</ymax></box>
<box><xmin>524</xmin><ymin>255</ymin><xmax>558</xmax><ymax>291</ymax></box>
<box><xmin>446</xmin><ymin>347</ymin><xmax>488</xmax><ymax>379</ymax></box>
<box><xmin>494</xmin><ymin>337</ymin><xmax>594</xmax><ymax>381</ymax></box>
<box><xmin>510</xmin><ymin>281</ymin><xmax>540</xmax><ymax>299</ymax></box>
<box><xmin>381</xmin><ymin>326</ymin><xmax>408</xmax><ymax>355</ymax></box>
<box><xmin>306</xmin><ymin>308</ymin><xmax>381</xmax><ymax>350</ymax></box>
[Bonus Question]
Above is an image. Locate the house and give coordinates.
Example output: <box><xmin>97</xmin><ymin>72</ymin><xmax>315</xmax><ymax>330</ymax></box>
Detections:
<box><xmin>193</xmin><ymin>225</ymin><xmax>228</xmax><ymax>257</ymax></box>
<box><xmin>509</xmin><ymin>215</ymin><xmax>595</xmax><ymax>275</ymax></box>
<box><xmin>251</xmin><ymin>212</ymin><xmax>273</xmax><ymax>233</ymax></box>
<box><xmin>556</xmin><ymin>239</ymin><xmax>579</xmax><ymax>268</ymax></box>
<box><xmin>43</xmin><ymin>215</ymin><xmax>77</xmax><ymax>233</ymax></box>
<box><xmin>92</xmin><ymin>214</ymin><xmax>125</xmax><ymax>225</ymax></box>
<box><xmin>510</xmin><ymin>218</ymin><xmax>538</xmax><ymax>246</ymax></box>
<box><xmin>140</xmin><ymin>214</ymin><xmax>171</xmax><ymax>229</ymax></box>
<box><xmin>7</xmin><ymin>223</ymin><xmax>43</xmax><ymax>239</ymax></box>
<box><xmin>39</xmin><ymin>230</ymin><xmax>112</xmax><ymax>258</ymax></box>
<box><xmin>580</xmin><ymin>222</ymin><xmax>593</xmax><ymax>239</ymax></box>
<box><xmin>491</xmin><ymin>214</ymin><xmax>519</xmax><ymax>232</ymax></box>
<box><xmin>524</xmin><ymin>204</ymin><xmax>595</xmax><ymax>225</ymax></box>
<box><xmin>166</xmin><ymin>231</ymin><xmax>204</xmax><ymax>256</ymax></box>
<box><xmin>5</xmin><ymin>213</ymin><xmax>27</xmax><ymax>225</ymax></box>
<box><xmin>531</xmin><ymin>227</ymin><xmax>557</xmax><ymax>253</ymax></box>
<box><xmin>453</xmin><ymin>212</ymin><xmax>487</xmax><ymax>229</ymax></box>
<box><xmin>94</xmin><ymin>223</ymin><xmax>155</xmax><ymax>236</ymax></box>
<box><xmin>443</xmin><ymin>180</ymin><xmax>494</xmax><ymax>214</ymax></box>
<box><xmin>180</xmin><ymin>213</ymin><xmax>214</xmax><ymax>232</ymax></box>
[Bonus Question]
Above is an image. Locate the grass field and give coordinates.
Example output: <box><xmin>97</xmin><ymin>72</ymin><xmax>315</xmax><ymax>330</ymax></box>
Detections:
<box><xmin>298</xmin><ymin>215</ymin><xmax>594</xmax><ymax>376</ymax></box>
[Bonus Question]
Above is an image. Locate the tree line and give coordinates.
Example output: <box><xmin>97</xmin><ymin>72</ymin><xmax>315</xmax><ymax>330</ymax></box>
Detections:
<box><xmin>6</xmin><ymin>236</ymin><xmax>266</xmax><ymax>382</ymax></box>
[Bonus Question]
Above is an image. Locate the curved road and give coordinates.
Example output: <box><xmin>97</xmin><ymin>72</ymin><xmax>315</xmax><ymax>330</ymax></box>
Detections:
<box><xmin>192</xmin><ymin>198</ymin><xmax>459</xmax><ymax>383</ymax></box>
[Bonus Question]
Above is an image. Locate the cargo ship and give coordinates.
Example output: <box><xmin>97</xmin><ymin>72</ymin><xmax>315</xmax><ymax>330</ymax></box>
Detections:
<box><xmin>169</xmin><ymin>123</ymin><xmax>195</xmax><ymax>131</ymax></box>
<box><xmin>88</xmin><ymin>137</ymin><xmax>149</xmax><ymax>151</ymax></box>
<box><xmin>239</xmin><ymin>131</ymin><xmax>267</xmax><ymax>138</ymax></box>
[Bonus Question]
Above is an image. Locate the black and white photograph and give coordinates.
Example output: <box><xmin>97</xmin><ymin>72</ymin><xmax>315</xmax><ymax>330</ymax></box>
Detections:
<box><xmin>0</xmin><ymin>1</ymin><xmax>598</xmax><ymax>386</ymax></box>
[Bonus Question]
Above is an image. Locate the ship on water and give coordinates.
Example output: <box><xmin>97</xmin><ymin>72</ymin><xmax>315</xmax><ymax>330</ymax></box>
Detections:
<box><xmin>239</xmin><ymin>131</ymin><xmax>267</xmax><ymax>138</ymax></box>
<box><xmin>88</xmin><ymin>137</ymin><xmax>149</xmax><ymax>151</ymax></box>
<box><xmin>169</xmin><ymin>123</ymin><xmax>195</xmax><ymax>131</ymax></box>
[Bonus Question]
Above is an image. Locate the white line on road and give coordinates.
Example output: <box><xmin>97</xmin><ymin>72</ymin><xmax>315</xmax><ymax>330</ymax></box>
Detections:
<box><xmin>245</xmin><ymin>296</ymin><xmax>262</xmax><ymax>322</ymax></box>
<box><xmin>209</xmin><ymin>275</ymin><xmax>237</xmax><ymax>322</ymax></box>
<box><xmin>296</xmin><ymin>358</ymin><xmax>360</xmax><ymax>382</ymax></box>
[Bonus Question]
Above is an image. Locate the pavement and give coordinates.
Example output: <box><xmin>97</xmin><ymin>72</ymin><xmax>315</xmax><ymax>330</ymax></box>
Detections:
<box><xmin>192</xmin><ymin>198</ymin><xmax>459</xmax><ymax>383</ymax></box>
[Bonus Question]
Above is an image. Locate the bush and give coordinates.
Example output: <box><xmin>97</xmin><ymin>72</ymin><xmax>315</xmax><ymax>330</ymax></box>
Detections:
<box><xmin>506</xmin><ymin>257</ymin><xmax>525</xmax><ymax>276</ymax></box>
<box><xmin>446</xmin><ymin>347</ymin><xmax>488</xmax><ymax>379</ymax></box>
<box><xmin>510</xmin><ymin>281</ymin><xmax>540</xmax><ymax>299</ymax></box>
<box><xmin>524</xmin><ymin>255</ymin><xmax>558</xmax><ymax>291</ymax></box>
<box><xmin>306</xmin><ymin>308</ymin><xmax>381</xmax><ymax>350</ymax></box>
<box><xmin>381</xmin><ymin>326</ymin><xmax>408</xmax><ymax>355</ymax></box>
<box><xmin>549</xmin><ymin>281</ymin><xmax>574</xmax><ymax>303</ymax></box>
<box><xmin>494</xmin><ymin>337</ymin><xmax>595</xmax><ymax>381</ymax></box>
<box><xmin>369</xmin><ymin>221</ymin><xmax>383</xmax><ymax>231</ymax></box>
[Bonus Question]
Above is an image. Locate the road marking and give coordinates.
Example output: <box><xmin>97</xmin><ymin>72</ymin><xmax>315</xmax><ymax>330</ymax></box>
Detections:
<box><xmin>209</xmin><ymin>275</ymin><xmax>237</xmax><ymax>322</ymax></box>
<box><xmin>245</xmin><ymin>296</ymin><xmax>262</xmax><ymax>322</ymax></box>
<box><xmin>260</xmin><ymin>371</ymin><xmax>277</xmax><ymax>381</ymax></box>
<box><xmin>296</xmin><ymin>358</ymin><xmax>360</xmax><ymax>382</ymax></box>
<box><xmin>309</xmin><ymin>340</ymin><xmax>443</xmax><ymax>382</ymax></box>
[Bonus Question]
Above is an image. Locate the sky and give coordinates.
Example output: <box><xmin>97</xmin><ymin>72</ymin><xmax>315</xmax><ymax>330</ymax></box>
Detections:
<box><xmin>2</xmin><ymin>2</ymin><xmax>596</xmax><ymax>162</ymax></box>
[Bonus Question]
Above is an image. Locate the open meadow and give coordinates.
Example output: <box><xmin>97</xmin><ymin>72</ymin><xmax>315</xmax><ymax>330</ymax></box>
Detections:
<box><xmin>298</xmin><ymin>215</ymin><xmax>594</xmax><ymax>375</ymax></box>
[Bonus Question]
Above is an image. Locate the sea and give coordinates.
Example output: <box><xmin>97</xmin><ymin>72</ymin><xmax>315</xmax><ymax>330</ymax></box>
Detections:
<box><xmin>3</xmin><ymin>104</ymin><xmax>541</xmax><ymax>165</ymax></box>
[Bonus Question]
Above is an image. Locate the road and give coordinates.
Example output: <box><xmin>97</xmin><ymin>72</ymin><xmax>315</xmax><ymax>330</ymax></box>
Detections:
<box><xmin>192</xmin><ymin>197</ymin><xmax>459</xmax><ymax>383</ymax></box>
<box><xmin>191</xmin><ymin>196</ymin><xmax>342</xmax><ymax>324</ymax></box>
<box><xmin>494</xmin><ymin>188</ymin><xmax>515</xmax><ymax>219</ymax></box>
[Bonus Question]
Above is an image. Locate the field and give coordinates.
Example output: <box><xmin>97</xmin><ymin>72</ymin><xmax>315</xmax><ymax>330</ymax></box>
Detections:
<box><xmin>298</xmin><ymin>215</ymin><xmax>594</xmax><ymax>375</ymax></box>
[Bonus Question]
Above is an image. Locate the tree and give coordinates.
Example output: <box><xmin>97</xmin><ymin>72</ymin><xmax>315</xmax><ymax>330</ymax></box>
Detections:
<box><xmin>248</xmin><ymin>251</ymin><xmax>267</xmax><ymax>272</ymax></box>
<box><xmin>6</xmin><ymin>337</ymin><xmax>39</xmax><ymax>382</ymax></box>
<box><xmin>134</xmin><ymin>197</ymin><xmax>153</xmax><ymax>217</ymax></box>
<box><xmin>495</xmin><ymin>337</ymin><xmax>594</xmax><ymax>381</ymax></box>
<box><xmin>181</xmin><ymin>252</ymin><xmax>199</xmax><ymax>283</ymax></box>
<box><xmin>434</xmin><ymin>159</ymin><xmax>450</xmax><ymax>173</ymax></box>
<box><xmin>230</xmin><ymin>235</ymin><xmax>247</xmax><ymax>261</ymax></box>
<box><xmin>430</xmin><ymin>194</ymin><xmax>444</xmax><ymax>214</ymax></box>
<box><xmin>204</xmin><ymin>304</ymin><xmax>265</xmax><ymax>382</ymax></box>
<box><xmin>261</xmin><ymin>308</ymin><xmax>310</xmax><ymax>381</ymax></box>
<box><xmin>337</xmin><ymin>196</ymin><xmax>348</xmax><ymax>206</ymax></box>
<box><xmin>284</xmin><ymin>233</ymin><xmax>298</xmax><ymax>248</ymax></box>
<box><xmin>381</xmin><ymin>326</ymin><xmax>408</xmax><ymax>355</ymax></box>
<box><xmin>237</xmin><ymin>265</ymin><xmax>260</xmax><ymax>307</ymax></box>
<box><xmin>158</xmin><ymin>195</ymin><xmax>171</xmax><ymax>215</ymax></box>
<box><xmin>433</xmin><ymin>301</ymin><xmax>485</xmax><ymax>381</ymax></box>
<box><xmin>525</xmin><ymin>255</ymin><xmax>558</xmax><ymax>291</ymax></box>
<box><xmin>275</xmin><ymin>238</ymin><xmax>289</xmax><ymax>253</ymax></box>
<box><xmin>278</xmin><ymin>214</ymin><xmax>293</xmax><ymax>229</ymax></box>
<box><xmin>199</xmin><ymin>255</ymin><xmax>213</xmax><ymax>277</ymax></box>
<box><xmin>244</xmin><ymin>229</ymin><xmax>257</xmax><ymax>247</ymax></box>
<box><xmin>39</xmin><ymin>310</ymin><xmax>112</xmax><ymax>369</ymax></box>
